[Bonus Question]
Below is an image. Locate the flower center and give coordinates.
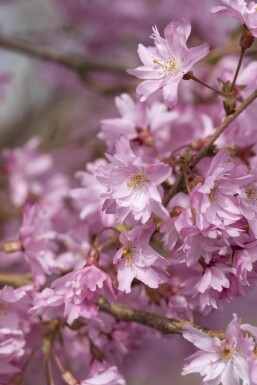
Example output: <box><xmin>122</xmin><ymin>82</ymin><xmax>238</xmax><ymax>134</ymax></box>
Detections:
<box><xmin>209</xmin><ymin>186</ymin><xmax>218</xmax><ymax>202</ymax></box>
<box><xmin>122</xmin><ymin>244</ymin><xmax>135</xmax><ymax>265</ymax></box>
<box><xmin>220</xmin><ymin>345</ymin><xmax>234</xmax><ymax>361</ymax></box>
<box><xmin>153</xmin><ymin>57</ymin><xmax>181</xmax><ymax>77</ymax></box>
<box><xmin>127</xmin><ymin>171</ymin><xmax>147</xmax><ymax>189</ymax></box>
<box><xmin>245</xmin><ymin>185</ymin><xmax>257</xmax><ymax>205</ymax></box>
<box><xmin>0</xmin><ymin>301</ymin><xmax>7</xmax><ymax>316</ymax></box>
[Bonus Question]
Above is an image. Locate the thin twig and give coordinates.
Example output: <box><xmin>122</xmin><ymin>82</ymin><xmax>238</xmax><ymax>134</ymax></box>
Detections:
<box><xmin>164</xmin><ymin>88</ymin><xmax>257</xmax><ymax>205</ymax></box>
<box><xmin>191</xmin><ymin>75</ymin><xmax>227</xmax><ymax>97</ymax></box>
<box><xmin>230</xmin><ymin>47</ymin><xmax>245</xmax><ymax>92</ymax></box>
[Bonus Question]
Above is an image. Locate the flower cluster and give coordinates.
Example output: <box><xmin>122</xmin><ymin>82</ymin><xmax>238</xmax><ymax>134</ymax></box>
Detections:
<box><xmin>1</xmin><ymin>3</ymin><xmax>257</xmax><ymax>385</ymax></box>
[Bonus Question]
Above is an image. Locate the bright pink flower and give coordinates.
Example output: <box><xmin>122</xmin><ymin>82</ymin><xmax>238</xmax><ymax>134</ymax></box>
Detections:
<box><xmin>190</xmin><ymin>150</ymin><xmax>244</xmax><ymax>230</ymax></box>
<box><xmin>34</xmin><ymin>265</ymin><xmax>117</xmax><ymax>324</ymax></box>
<box><xmin>234</xmin><ymin>170</ymin><xmax>257</xmax><ymax>237</ymax></box>
<box><xmin>128</xmin><ymin>20</ymin><xmax>209</xmax><ymax>108</ymax></box>
<box><xmin>99</xmin><ymin>93</ymin><xmax>178</xmax><ymax>153</ymax></box>
<box><xmin>183</xmin><ymin>316</ymin><xmax>251</xmax><ymax>385</ymax></box>
<box><xmin>114</xmin><ymin>222</ymin><xmax>168</xmax><ymax>293</ymax></box>
<box><xmin>96</xmin><ymin>135</ymin><xmax>171</xmax><ymax>224</ymax></box>
<box><xmin>212</xmin><ymin>1</ymin><xmax>257</xmax><ymax>37</ymax></box>
<box><xmin>233</xmin><ymin>240</ymin><xmax>257</xmax><ymax>284</ymax></box>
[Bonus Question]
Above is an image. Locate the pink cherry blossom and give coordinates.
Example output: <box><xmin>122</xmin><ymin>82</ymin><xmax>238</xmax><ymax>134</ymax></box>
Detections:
<box><xmin>182</xmin><ymin>316</ymin><xmax>251</xmax><ymax>385</ymax></box>
<box><xmin>70</xmin><ymin>159</ymin><xmax>115</xmax><ymax>232</ymax></box>
<box><xmin>114</xmin><ymin>222</ymin><xmax>168</xmax><ymax>293</ymax></box>
<box><xmin>19</xmin><ymin>204</ymin><xmax>58</xmax><ymax>287</ymax></box>
<box><xmin>34</xmin><ymin>265</ymin><xmax>117</xmax><ymax>324</ymax></box>
<box><xmin>212</xmin><ymin>1</ymin><xmax>257</xmax><ymax>37</ymax></box>
<box><xmin>95</xmin><ymin>135</ymin><xmax>171</xmax><ymax>224</ymax></box>
<box><xmin>3</xmin><ymin>137</ymin><xmax>53</xmax><ymax>207</ymax></box>
<box><xmin>99</xmin><ymin>93</ymin><xmax>178</xmax><ymax>153</ymax></box>
<box><xmin>128</xmin><ymin>20</ymin><xmax>209</xmax><ymax>108</ymax></box>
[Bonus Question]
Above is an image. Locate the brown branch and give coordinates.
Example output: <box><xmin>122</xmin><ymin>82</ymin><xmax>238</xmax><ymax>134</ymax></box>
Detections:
<box><xmin>0</xmin><ymin>272</ymin><xmax>224</xmax><ymax>338</ymax></box>
<box><xmin>0</xmin><ymin>272</ymin><xmax>32</xmax><ymax>288</ymax></box>
<box><xmin>0</xmin><ymin>34</ymin><xmax>126</xmax><ymax>77</ymax></box>
<box><xmin>164</xmin><ymin>88</ymin><xmax>257</xmax><ymax>205</ymax></box>
<box><xmin>97</xmin><ymin>298</ymin><xmax>225</xmax><ymax>338</ymax></box>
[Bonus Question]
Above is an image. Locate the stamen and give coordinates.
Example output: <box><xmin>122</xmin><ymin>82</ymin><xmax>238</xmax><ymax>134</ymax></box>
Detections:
<box><xmin>153</xmin><ymin>56</ymin><xmax>181</xmax><ymax>77</ymax></box>
<box><xmin>0</xmin><ymin>301</ymin><xmax>7</xmax><ymax>316</ymax></box>
<box><xmin>245</xmin><ymin>185</ymin><xmax>257</xmax><ymax>205</ymax></box>
<box><xmin>209</xmin><ymin>186</ymin><xmax>218</xmax><ymax>202</ymax></box>
<box><xmin>122</xmin><ymin>244</ymin><xmax>135</xmax><ymax>265</ymax></box>
<box><xmin>127</xmin><ymin>171</ymin><xmax>147</xmax><ymax>189</ymax></box>
<box><xmin>219</xmin><ymin>345</ymin><xmax>234</xmax><ymax>361</ymax></box>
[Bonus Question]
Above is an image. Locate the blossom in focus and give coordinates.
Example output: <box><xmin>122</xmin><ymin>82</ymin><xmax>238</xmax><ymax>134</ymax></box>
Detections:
<box><xmin>128</xmin><ymin>20</ymin><xmax>209</xmax><ymax>108</ymax></box>
<box><xmin>190</xmin><ymin>149</ymin><xmax>245</xmax><ymax>230</ymax></box>
<box><xmin>182</xmin><ymin>316</ymin><xmax>251</xmax><ymax>385</ymax></box>
<box><xmin>114</xmin><ymin>222</ymin><xmax>168</xmax><ymax>293</ymax></box>
<box><xmin>34</xmin><ymin>265</ymin><xmax>117</xmax><ymax>324</ymax></box>
<box><xmin>96</xmin><ymin>135</ymin><xmax>171</xmax><ymax>224</ymax></box>
<box><xmin>212</xmin><ymin>1</ymin><xmax>257</xmax><ymax>37</ymax></box>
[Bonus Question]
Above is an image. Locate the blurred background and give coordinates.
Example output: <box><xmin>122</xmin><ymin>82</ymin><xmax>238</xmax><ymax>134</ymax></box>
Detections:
<box><xmin>0</xmin><ymin>1</ymin><xmax>251</xmax><ymax>384</ymax></box>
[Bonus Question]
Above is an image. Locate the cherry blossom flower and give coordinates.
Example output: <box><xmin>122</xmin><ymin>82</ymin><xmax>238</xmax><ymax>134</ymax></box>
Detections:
<box><xmin>99</xmin><ymin>93</ymin><xmax>178</xmax><ymax>153</ymax></box>
<box><xmin>19</xmin><ymin>204</ymin><xmax>57</xmax><ymax>287</ymax></box>
<box><xmin>3</xmin><ymin>137</ymin><xmax>53</xmax><ymax>207</ymax></box>
<box><xmin>114</xmin><ymin>222</ymin><xmax>168</xmax><ymax>293</ymax></box>
<box><xmin>128</xmin><ymin>20</ymin><xmax>209</xmax><ymax>108</ymax></box>
<box><xmin>212</xmin><ymin>1</ymin><xmax>257</xmax><ymax>37</ymax></box>
<box><xmin>33</xmin><ymin>265</ymin><xmax>117</xmax><ymax>324</ymax></box>
<box><xmin>182</xmin><ymin>316</ymin><xmax>251</xmax><ymax>385</ymax></box>
<box><xmin>96</xmin><ymin>135</ymin><xmax>171</xmax><ymax>224</ymax></box>
<box><xmin>190</xmin><ymin>149</ymin><xmax>245</xmax><ymax>231</ymax></box>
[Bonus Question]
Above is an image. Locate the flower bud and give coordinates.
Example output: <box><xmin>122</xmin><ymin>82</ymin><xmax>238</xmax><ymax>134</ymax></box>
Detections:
<box><xmin>240</xmin><ymin>26</ymin><xmax>254</xmax><ymax>50</ymax></box>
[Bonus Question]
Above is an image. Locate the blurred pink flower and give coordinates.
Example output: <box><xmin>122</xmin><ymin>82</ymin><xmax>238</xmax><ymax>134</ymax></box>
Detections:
<box><xmin>3</xmin><ymin>137</ymin><xmax>53</xmax><ymax>207</ymax></box>
<box><xmin>212</xmin><ymin>1</ymin><xmax>257</xmax><ymax>37</ymax></box>
<box><xmin>79</xmin><ymin>363</ymin><xmax>125</xmax><ymax>385</ymax></box>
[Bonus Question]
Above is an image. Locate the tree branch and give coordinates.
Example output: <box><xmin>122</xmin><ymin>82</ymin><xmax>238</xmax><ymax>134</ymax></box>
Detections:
<box><xmin>0</xmin><ymin>34</ymin><xmax>126</xmax><ymax>77</ymax></box>
<box><xmin>164</xmin><ymin>88</ymin><xmax>257</xmax><ymax>205</ymax></box>
<box><xmin>0</xmin><ymin>272</ymin><xmax>225</xmax><ymax>338</ymax></box>
<box><xmin>97</xmin><ymin>298</ymin><xmax>225</xmax><ymax>338</ymax></box>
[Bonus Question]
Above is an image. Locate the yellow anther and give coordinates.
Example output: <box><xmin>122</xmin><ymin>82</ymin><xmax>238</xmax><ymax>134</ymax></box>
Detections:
<box><xmin>127</xmin><ymin>172</ymin><xmax>147</xmax><ymax>189</ymax></box>
<box><xmin>122</xmin><ymin>244</ymin><xmax>135</xmax><ymax>265</ymax></box>
<box><xmin>153</xmin><ymin>56</ymin><xmax>181</xmax><ymax>76</ymax></box>
<box><xmin>245</xmin><ymin>186</ymin><xmax>257</xmax><ymax>205</ymax></box>
<box><xmin>209</xmin><ymin>186</ymin><xmax>218</xmax><ymax>202</ymax></box>
<box><xmin>220</xmin><ymin>345</ymin><xmax>234</xmax><ymax>361</ymax></box>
